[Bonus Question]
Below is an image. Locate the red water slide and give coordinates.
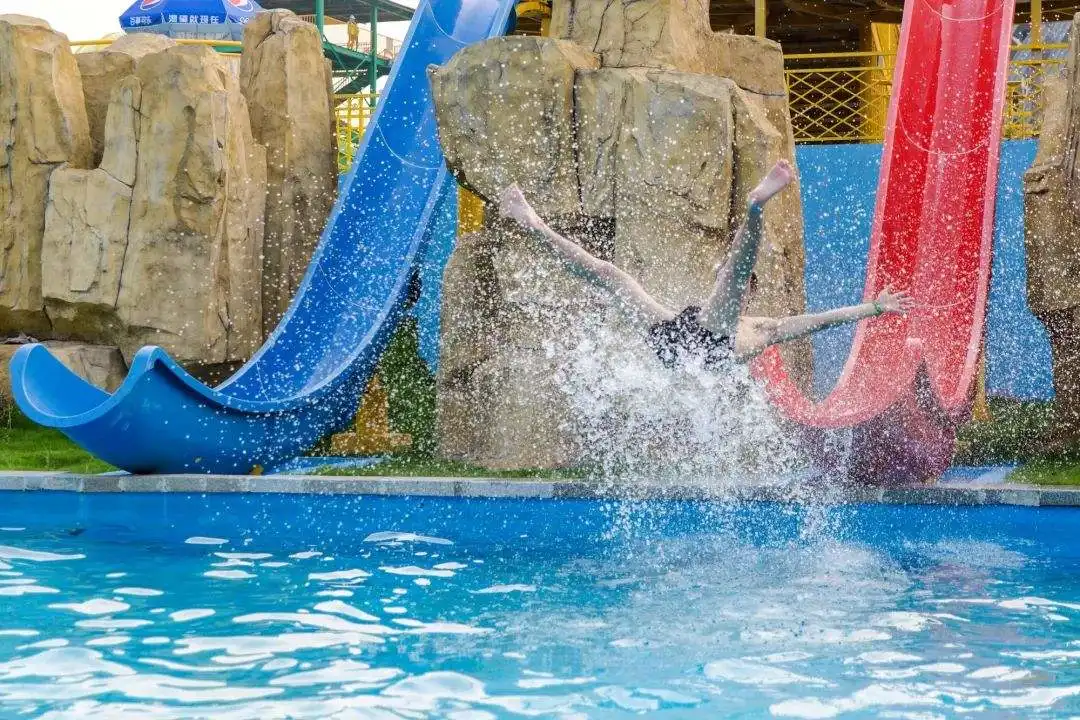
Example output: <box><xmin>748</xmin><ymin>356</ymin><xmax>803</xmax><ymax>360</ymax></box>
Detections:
<box><xmin>751</xmin><ymin>0</ymin><xmax>1017</xmax><ymax>483</ymax></box>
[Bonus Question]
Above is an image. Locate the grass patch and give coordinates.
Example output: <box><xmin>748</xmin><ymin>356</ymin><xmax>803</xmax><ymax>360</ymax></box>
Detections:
<box><xmin>953</xmin><ymin>398</ymin><xmax>1056</xmax><ymax>466</ymax></box>
<box><xmin>953</xmin><ymin>398</ymin><xmax>1080</xmax><ymax>486</ymax></box>
<box><xmin>379</xmin><ymin>317</ymin><xmax>437</xmax><ymax>456</ymax></box>
<box><xmin>0</xmin><ymin>404</ymin><xmax>112</xmax><ymax>474</ymax></box>
<box><xmin>313</xmin><ymin>454</ymin><xmax>583</xmax><ymax>479</ymax></box>
<box><xmin>1010</xmin><ymin>461</ymin><xmax>1080</xmax><ymax>486</ymax></box>
<box><xmin>0</xmin><ymin>369</ymin><xmax>1072</xmax><ymax>485</ymax></box>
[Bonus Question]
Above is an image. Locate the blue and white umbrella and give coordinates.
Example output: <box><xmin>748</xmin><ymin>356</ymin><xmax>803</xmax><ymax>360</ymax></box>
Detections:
<box><xmin>119</xmin><ymin>0</ymin><xmax>263</xmax><ymax>41</ymax></box>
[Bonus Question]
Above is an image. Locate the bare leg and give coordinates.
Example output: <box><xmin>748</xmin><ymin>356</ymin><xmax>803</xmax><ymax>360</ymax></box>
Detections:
<box><xmin>699</xmin><ymin>160</ymin><xmax>794</xmax><ymax>336</ymax></box>
<box><xmin>499</xmin><ymin>185</ymin><xmax>674</xmax><ymax>325</ymax></box>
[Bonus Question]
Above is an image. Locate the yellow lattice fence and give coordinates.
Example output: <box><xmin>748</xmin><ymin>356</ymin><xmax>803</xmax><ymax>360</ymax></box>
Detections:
<box><xmin>334</xmin><ymin>93</ymin><xmax>378</xmax><ymax>172</ymax></box>
<box><xmin>785</xmin><ymin>51</ymin><xmax>895</xmax><ymax>144</ymax></box>
<box><xmin>785</xmin><ymin>44</ymin><xmax>1070</xmax><ymax>144</ymax></box>
<box><xmin>1004</xmin><ymin>44</ymin><xmax>1069</xmax><ymax>139</ymax></box>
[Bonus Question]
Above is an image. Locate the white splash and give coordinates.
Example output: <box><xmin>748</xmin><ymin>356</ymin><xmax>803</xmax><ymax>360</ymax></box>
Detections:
<box><xmin>552</xmin><ymin>324</ymin><xmax>807</xmax><ymax>497</ymax></box>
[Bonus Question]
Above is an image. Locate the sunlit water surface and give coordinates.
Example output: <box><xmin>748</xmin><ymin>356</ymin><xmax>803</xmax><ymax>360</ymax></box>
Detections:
<box><xmin>0</xmin><ymin>494</ymin><xmax>1077</xmax><ymax>718</ymax></box>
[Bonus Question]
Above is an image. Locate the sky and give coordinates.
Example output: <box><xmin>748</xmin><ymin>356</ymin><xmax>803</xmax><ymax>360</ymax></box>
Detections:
<box><xmin>0</xmin><ymin>0</ymin><xmax>415</xmax><ymax>41</ymax></box>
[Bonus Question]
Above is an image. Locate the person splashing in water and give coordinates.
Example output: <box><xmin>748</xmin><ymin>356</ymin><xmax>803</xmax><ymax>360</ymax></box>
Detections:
<box><xmin>498</xmin><ymin>159</ymin><xmax>915</xmax><ymax>370</ymax></box>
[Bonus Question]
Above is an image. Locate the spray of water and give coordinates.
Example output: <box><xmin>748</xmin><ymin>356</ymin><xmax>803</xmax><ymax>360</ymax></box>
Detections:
<box><xmin>554</xmin><ymin>325</ymin><xmax>797</xmax><ymax>489</ymax></box>
<box><xmin>525</xmin><ymin>305</ymin><xmax>857</xmax><ymax>544</ymax></box>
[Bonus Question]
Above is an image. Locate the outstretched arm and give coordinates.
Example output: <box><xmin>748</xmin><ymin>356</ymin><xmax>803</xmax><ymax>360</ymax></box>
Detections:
<box><xmin>735</xmin><ymin>288</ymin><xmax>915</xmax><ymax>361</ymax></box>
<box><xmin>499</xmin><ymin>185</ymin><xmax>674</xmax><ymax>324</ymax></box>
<box><xmin>773</xmin><ymin>288</ymin><xmax>914</xmax><ymax>343</ymax></box>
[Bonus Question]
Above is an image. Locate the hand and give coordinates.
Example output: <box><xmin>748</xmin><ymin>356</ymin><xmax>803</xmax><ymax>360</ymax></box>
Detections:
<box><xmin>874</xmin><ymin>286</ymin><xmax>916</xmax><ymax>315</ymax></box>
<box><xmin>499</xmin><ymin>184</ymin><xmax>544</xmax><ymax>231</ymax></box>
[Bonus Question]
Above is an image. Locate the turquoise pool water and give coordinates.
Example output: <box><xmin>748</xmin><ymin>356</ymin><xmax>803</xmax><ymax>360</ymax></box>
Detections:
<box><xmin>0</xmin><ymin>493</ymin><xmax>1077</xmax><ymax>718</ymax></box>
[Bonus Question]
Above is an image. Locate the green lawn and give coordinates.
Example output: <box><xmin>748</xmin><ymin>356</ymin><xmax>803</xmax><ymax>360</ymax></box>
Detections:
<box><xmin>954</xmin><ymin>398</ymin><xmax>1080</xmax><ymax>486</ymax></box>
<box><xmin>0</xmin><ymin>405</ymin><xmax>112</xmax><ymax>474</ymax></box>
<box><xmin>953</xmin><ymin>399</ymin><xmax>1057</xmax><ymax>466</ymax></box>
<box><xmin>1010</xmin><ymin>461</ymin><xmax>1080</xmax><ymax>486</ymax></box>
<box><xmin>314</xmin><ymin>455</ymin><xmax>581</xmax><ymax>479</ymax></box>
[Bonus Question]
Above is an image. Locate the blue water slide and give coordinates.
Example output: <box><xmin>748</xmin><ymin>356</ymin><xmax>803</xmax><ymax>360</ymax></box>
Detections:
<box><xmin>9</xmin><ymin>0</ymin><xmax>516</xmax><ymax>474</ymax></box>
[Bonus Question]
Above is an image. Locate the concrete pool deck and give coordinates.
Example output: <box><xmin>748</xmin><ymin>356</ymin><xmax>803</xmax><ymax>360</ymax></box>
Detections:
<box><xmin>0</xmin><ymin>471</ymin><xmax>1078</xmax><ymax>506</ymax></box>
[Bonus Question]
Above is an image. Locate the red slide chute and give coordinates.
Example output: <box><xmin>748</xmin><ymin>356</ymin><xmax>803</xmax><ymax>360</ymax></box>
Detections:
<box><xmin>751</xmin><ymin>0</ymin><xmax>1017</xmax><ymax>483</ymax></box>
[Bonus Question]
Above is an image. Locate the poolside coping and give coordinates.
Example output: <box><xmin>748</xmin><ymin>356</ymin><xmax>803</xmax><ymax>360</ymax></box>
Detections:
<box><xmin>0</xmin><ymin>472</ymin><xmax>1078</xmax><ymax>506</ymax></box>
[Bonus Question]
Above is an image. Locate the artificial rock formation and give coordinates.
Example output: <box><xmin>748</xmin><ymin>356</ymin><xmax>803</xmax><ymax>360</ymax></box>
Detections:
<box><xmin>241</xmin><ymin>10</ymin><xmax>338</xmax><ymax>334</ymax></box>
<box><xmin>0</xmin><ymin>16</ymin><xmax>91</xmax><ymax>337</ymax></box>
<box><xmin>1025</xmin><ymin>14</ymin><xmax>1080</xmax><ymax>436</ymax></box>
<box><xmin>0</xmin><ymin>12</ymin><xmax>340</xmax><ymax>386</ymax></box>
<box><xmin>76</xmin><ymin>33</ymin><xmax>176</xmax><ymax>167</ymax></box>
<box><xmin>431</xmin><ymin>4</ymin><xmax>808</xmax><ymax>468</ymax></box>
<box><xmin>42</xmin><ymin>45</ymin><xmax>268</xmax><ymax>368</ymax></box>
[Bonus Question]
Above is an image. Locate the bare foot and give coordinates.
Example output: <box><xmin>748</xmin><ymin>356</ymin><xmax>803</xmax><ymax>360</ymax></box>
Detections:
<box><xmin>748</xmin><ymin>159</ymin><xmax>794</xmax><ymax>209</ymax></box>
<box><xmin>499</xmin><ymin>184</ymin><xmax>544</xmax><ymax>231</ymax></box>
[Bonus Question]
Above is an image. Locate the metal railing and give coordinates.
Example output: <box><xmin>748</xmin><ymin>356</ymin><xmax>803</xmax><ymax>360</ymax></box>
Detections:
<box><xmin>1004</xmin><ymin>44</ymin><xmax>1070</xmax><ymax>139</ymax></box>
<box><xmin>334</xmin><ymin>93</ymin><xmax>378</xmax><ymax>172</ymax></box>
<box><xmin>70</xmin><ymin>37</ymin><xmax>242</xmax><ymax>56</ymax></box>
<box><xmin>785</xmin><ymin>50</ymin><xmax>895</xmax><ymax>144</ymax></box>
<box><xmin>296</xmin><ymin>14</ymin><xmax>401</xmax><ymax>59</ymax></box>
<box><xmin>785</xmin><ymin>44</ymin><xmax>1070</xmax><ymax>144</ymax></box>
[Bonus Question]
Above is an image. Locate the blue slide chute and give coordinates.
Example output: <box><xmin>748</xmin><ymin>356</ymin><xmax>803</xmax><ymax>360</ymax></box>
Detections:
<box><xmin>10</xmin><ymin>0</ymin><xmax>515</xmax><ymax>473</ymax></box>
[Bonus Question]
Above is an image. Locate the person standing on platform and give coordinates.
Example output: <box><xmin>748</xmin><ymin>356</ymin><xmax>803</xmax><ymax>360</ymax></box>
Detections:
<box><xmin>347</xmin><ymin>15</ymin><xmax>359</xmax><ymax>51</ymax></box>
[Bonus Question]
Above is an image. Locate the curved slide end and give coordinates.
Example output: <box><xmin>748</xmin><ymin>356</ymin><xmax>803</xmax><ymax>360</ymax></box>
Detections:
<box><xmin>11</xmin><ymin>343</ymin><xmax>228</xmax><ymax>429</ymax></box>
<box><xmin>9</xmin><ymin>344</ymin><xmax>288</xmax><ymax>474</ymax></box>
<box><xmin>10</xmin><ymin>343</ymin><xmax>113</xmax><ymax>428</ymax></box>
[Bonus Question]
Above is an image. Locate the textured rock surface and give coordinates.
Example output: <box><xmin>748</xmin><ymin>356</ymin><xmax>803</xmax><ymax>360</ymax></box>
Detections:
<box><xmin>550</xmin><ymin>0</ymin><xmax>715</xmax><ymax>74</ymax></box>
<box><xmin>550</xmin><ymin>0</ymin><xmax>786</xmax><ymax>90</ymax></box>
<box><xmin>42</xmin><ymin>166</ymin><xmax>133</xmax><ymax>340</ymax></box>
<box><xmin>1025</xmin><ymin>18</ymin><xmax>1080</xmax><ymax>433</ymax></box>
<box><xmin>0</xmin><ymin>16</ymin><xmax>91</xmax><ymax>336</ymax></box>
<box><xmin>42</xmin><ymin>45</ymin><xmax>267</xmax><ymax>367</ymax></box>
<box><xmin>76</xmin><ymin>33</ymin><xmax>175</xmax><ymax>167</ymax></box>
<box><xmin>241</xmin><ymin>9</ymin><xmax>337</xmax><ymax>333</ymax></box>
<box><xmin>0</xmin><ymin>342</ymin><xmax>126</xmax><ymax>409</ymax></box>
<box><xmin>577</xmin><ymin>68</ymin><xmax>736</xmax><ymax>308</ymax></box>
<box><xmin>432</xmin><ymin>3</ymin><xmax>808</xmax><ymax>468</ymax></box>
<box><xmin>431</xmin><ymin>37</ymin><xmax>600</xmax><ymax>220</ymax></box>
<box><xmin>118</xmin><ymin>46</ymin><xmax>267</xmax><ymax>366</ymax></box>
<box><xmin>438</xmin><ymin>224</ymin><xmax>610</xmax><ymax>468</ymax></box>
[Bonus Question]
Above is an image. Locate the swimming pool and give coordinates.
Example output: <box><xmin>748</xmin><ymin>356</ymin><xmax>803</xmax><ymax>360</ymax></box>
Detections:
<box><xmin>0</xmin><ymin>492</ymin><xmax>1077</xmax><ymax>718</ymax></box>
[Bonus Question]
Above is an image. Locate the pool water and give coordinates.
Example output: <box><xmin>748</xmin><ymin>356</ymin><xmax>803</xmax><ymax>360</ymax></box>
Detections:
<box><xmin>0</xmin><ymin>493</ymin><xmax>1078</xmax><ymax>718</ymax></box>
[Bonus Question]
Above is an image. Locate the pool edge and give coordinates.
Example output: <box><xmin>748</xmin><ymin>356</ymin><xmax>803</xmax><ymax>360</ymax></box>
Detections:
<box><xmin>0</xmin><ymin>472</ymin><xmax>1077</xmax><ymax>506</ymax></box>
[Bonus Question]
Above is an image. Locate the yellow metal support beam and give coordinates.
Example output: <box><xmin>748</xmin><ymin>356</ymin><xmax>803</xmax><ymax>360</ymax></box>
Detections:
<box><xmin>458</xmin><ymin>187</ymin><xmax>485</xmax><ymax>234</ymax></box>
<box><xmin>517</xmin><ymin>0</ymin><xmax>552</xmax><ymax>35</ymax></box>
<box><xmin>71</xmin><ymin>37</ymin><xmax>242</xmax><ymax>49</ymax></box>
<box><xmin>972</xmin><ymin>351</ymin><xmax>993</xmax><ymax>423</ymax></box>
<box><xmin>333</xmin><ymin>93</ymin><xmax>379</xmax><ymax>172</ymax></box>
<box><xmin>330</xmin><ymin>374</ymin><xmax>413</xmax><ymax>455</ymax></box>
<box><xmin>1031</xmin><ymin>0</ymin><xmax>1043</xmax><ymax>46</ymax></box>
<box><xmin>755</xmin><ymin>0</ymin><xmax>767</xmax><ymax>38</ymax></box>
